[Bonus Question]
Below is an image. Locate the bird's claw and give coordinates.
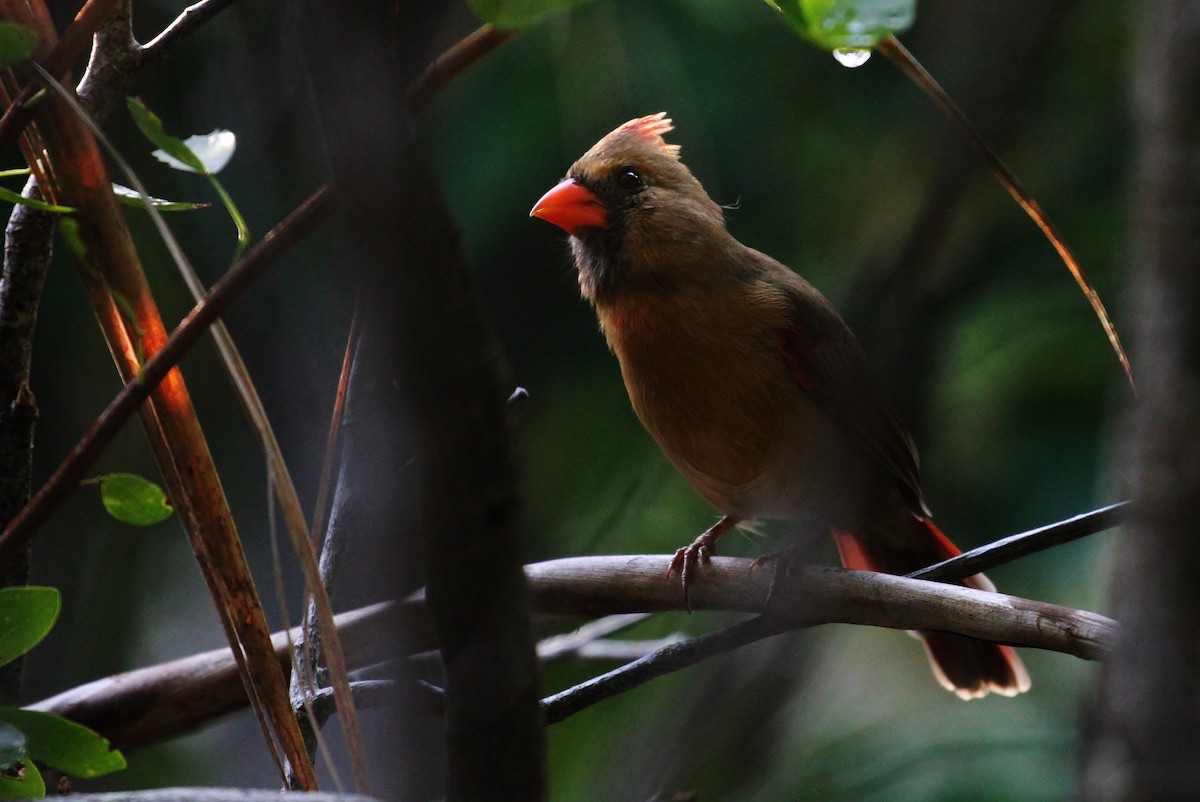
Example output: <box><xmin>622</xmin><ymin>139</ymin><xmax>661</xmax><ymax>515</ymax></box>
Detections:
<box><xmin>667</xmin><ymin>532</ymin><xmax>718</xmax><ymax>612</ymax></box>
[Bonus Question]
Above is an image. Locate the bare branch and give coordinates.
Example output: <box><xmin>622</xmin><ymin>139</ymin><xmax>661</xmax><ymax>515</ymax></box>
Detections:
<box><xmin>29</xmin><ymin>602</ymin><xmax>401</xmax><ymax>750</ymax></box>
<box><xmin>0</xmin><ymin>186</ymin><xmax>334</xmax><ymax>565</ymax></box>
<box><xmin>877</xmin><ymin>34</ymin><xmax>1135</xmax><ymax>392</ymax></box>
<box><xmin>527</xmin><ymin>556</ymin><xmax>1115</xmax><ymax>660</ymax></box>
<box><xmin>30</xmin><ymin>555</ymin><xmax>1114</xmax><ymax>750</ymax></box>
<box><xmin>139</xmin><ymin>0</ymin><xmax>240</xmax><ymax>62</ymax></box>
<box><xmin>910</xmin><ymin>502</ymin><xmax>1128</xmax><ymax>582</ymax></box>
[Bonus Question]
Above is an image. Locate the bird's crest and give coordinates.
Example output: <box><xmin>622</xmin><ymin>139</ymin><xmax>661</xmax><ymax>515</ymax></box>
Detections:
<box><xmin>610</xmin><ymin>113</ymin><xmax>681</xmax><ymax>160</ymax></box>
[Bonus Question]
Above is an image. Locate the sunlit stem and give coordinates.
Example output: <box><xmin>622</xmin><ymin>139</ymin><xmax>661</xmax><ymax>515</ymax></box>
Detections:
<box><xmin>207</xmin><ymin>173</ymin><xmax>250</xmax><ymax>265</ymax></box>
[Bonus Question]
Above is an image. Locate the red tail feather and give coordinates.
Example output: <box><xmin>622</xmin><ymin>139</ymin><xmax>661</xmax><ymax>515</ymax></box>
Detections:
<box><xmin>833</xmin><ymin>519</ymin><xmax>1030</xmax><ymax>699</ymax></box>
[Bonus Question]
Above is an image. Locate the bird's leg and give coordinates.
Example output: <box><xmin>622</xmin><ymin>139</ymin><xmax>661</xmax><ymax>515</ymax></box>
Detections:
<box><xmin>667</xmin><ymin>515</ymin><xmax>738</xmax><ymax>610</ymax></box>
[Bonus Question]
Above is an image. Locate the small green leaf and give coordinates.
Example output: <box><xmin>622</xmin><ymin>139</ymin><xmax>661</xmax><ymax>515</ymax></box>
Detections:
<box><xmin>0</xmin><ymin>24</ymin><xmax>37</xmax><ymax>68</ymax></box>
<box><xmin>469</xmin><ymin>0</ymin><xmax>596</xmax><ymax>29</ymax></box>
<box><xmin>0</xmin><ymin>185</ymin><xmax>74</xmax><ymax>214</ymax></box>
<box><xmin>0</xmin><ymin>710</ymin><xmax>125</xmax><ymax>778</ymax></box>
<box><xmin>765</xmin><ymin>0</ymin><xmax>915</xmax><ymax>50</ymax></box>
<box><xmin>0</xmin><ymin>723</ymin><xmax>26</xmax><ymax>770</ymax></box>
<box><xmin>126</xmin><ymin>97</ymin><xmax>206</xmax><ymax>173</ymax></box>
<box><xmin>112</xmin><ymin>183</ymin><xmax>210</xmax><ymax>211</ymax></box>
<box><xmin>94</xmin><ymin>473</ymin><xmax>173</xmax><ymax>526</ymax></box>
<box><xmin>0</xmin><ymin>587</ymin><xmax>59</xmax><ymax>668</ymax></box>
<box><xmin>0</xmin><ymin>758</ymin><xmax>43</xmax><ymax>799</ymax></box>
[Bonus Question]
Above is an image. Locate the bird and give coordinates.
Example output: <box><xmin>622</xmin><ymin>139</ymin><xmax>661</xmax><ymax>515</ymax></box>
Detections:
<box><xmin>529</xmin><ymin>112</ymin><xmax>1030</xmax><ymax>699</ymax></box>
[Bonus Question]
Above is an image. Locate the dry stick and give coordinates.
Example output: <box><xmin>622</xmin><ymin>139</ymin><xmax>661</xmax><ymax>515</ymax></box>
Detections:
<box><xmin>876</xmin><ymin>35</ymin><xmax>1134</xmax><ymax>393</ymax></box>
<box><xmin>406</xmin><ymin>24</ymin><xmax>517</xmax><ymax>109</ymax></box>
<box><xmin>29</xmin><ymin>546</ymin><xmax>1114</xmax><ymax>748</ymax></box>
<box><xmin>536</xmin><ymin>502</ymin><xmax>1124</xmax><ymax>723</ymax></box>
<box><xmin>138</xmin><ymin>0</ymin><xmax>240</xmax><ymax>60</ymax></box>
<box><xmin>5</xmin><ymin>2</ymin><xmax>331</xmax><ymax>788</ymax></box>
<box><xmin>0</xmin><ymin>186</ymin><xmax>334</xmax><ymax>562</ymax></box>
<box><xmin>909</xmin><ymin>501</ymin><xmax>1128</xmax><ymax>583</ymax></box>
<box><xmin>30</xmin><ymin>600</ymin><xmax>399</xmax><ymax>750</ymax></box>
<box><xmin>76</xmin><ymin>5</ymin><xmax>371</xmax><ymax>786</ymax></box>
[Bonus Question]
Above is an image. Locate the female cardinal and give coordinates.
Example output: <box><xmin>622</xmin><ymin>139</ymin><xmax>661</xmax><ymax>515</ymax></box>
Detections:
<box><xmin>530</xmin><ymin>113</ymin><xmax>1029</xmax><ymax>699</ymax></box>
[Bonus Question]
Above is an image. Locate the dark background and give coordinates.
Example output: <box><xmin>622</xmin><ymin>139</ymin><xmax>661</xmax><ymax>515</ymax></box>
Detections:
<box><xmin>22</xmin><ymin>1</ymin><xmax>1126</xmax><ymax>798</ymax></box>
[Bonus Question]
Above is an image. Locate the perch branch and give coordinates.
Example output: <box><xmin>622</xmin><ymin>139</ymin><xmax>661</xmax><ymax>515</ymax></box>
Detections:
<box><xmin>30</xmin><ymin>553</ymin><xmax>1114</xmax><ymax>748</ymax></box>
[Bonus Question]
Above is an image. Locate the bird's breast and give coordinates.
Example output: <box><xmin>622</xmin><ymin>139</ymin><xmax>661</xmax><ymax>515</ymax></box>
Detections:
<box><xmin>595</xmin><ymin>284</ymin><xmax>862</xmax><ymax>519</ymax></box>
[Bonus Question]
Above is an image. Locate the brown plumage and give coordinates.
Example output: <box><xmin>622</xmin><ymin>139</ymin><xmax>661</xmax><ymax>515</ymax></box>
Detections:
<box><xmin>530</xmin><ymin>113</ymin><xmax>1029</xmax><ymax>699</ymax></box>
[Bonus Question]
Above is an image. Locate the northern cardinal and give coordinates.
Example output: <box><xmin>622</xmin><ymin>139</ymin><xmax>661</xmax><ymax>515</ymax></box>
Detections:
<box><xmin>530</xmin><ymin>113</ymin><xmax>1029</xmax><ymax>699</ymax></box>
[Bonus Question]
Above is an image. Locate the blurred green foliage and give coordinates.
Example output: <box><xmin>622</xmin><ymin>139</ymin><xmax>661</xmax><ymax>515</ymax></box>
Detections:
<box><xmin>19</xmin><ymin>0</ymin><xmax>1127</xmax><ymax>798</ymax></box>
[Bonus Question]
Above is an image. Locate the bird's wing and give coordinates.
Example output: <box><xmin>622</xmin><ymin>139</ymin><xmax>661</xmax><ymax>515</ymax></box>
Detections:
<box><xmin>773</xmin><ymin>289</ymin><xmax>929</xmax><ymax>519</ymax></box>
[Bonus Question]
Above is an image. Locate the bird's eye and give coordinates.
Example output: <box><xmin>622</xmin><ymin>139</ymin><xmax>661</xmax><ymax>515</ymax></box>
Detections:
<box><xmin>615</xmin><ymin>167</ymin><xmax>644</xmax><ymax>192</ymax></box>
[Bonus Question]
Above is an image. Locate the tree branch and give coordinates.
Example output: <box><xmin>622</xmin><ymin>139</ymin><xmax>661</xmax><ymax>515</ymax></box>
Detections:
<box><xmin>0</xmin><ymin>186</ymin><xmax>334</xmax><ymax>565</ymax></box>
<box><xmin>910</xmin><ymin>501</ymin><xmax>1128</xmax><ymax>582</ymax></box>
<box><xmin>29</xmin><ymin>602</ymin><xmax>402</xmax><ymax>750</ymax></box>
<box><xmin>526</xmin><ymin>556</ymin><xmax>1114</xmax><ymax>660</ymax></box>
<box><xmin>29</xmin><ymin>554</ymin><xmax>1114</xmax><ymax>750</ymax></box>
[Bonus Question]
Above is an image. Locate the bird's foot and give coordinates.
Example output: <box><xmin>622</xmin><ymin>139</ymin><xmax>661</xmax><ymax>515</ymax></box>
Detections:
<box><xmin>750</xmin><ymin>546</ymin><xmax>808</xmax><ymax>608</ymax></box>
<box><xmin>667</xmin><ymin>517</ymin><xmax>738</xmax><ymax>612</ymax></box>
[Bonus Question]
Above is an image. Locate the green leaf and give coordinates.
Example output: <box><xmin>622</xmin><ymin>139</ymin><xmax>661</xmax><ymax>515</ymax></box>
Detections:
<box><xmin>0</xmin><ymin>24</ymin><xmax>37</xmax><ymax>68</ymax></box>
<box><xmin>765</xmin><ymin>0</ymin><xmax>915</xmax><ymax>50</ymax></box>
<box><xmin>0</xmin><ymin>587</ymin><xmax>59</xmax><ymax>668</ymax></box>
<box><xmin>0</xmin><ymin>724</ymin><xmax>26</xmax><ymax>770</ymax></box>
<box><xmin>112</xmin><ymin>183</ymin><xmax>210</xmax><ymax>211</ymax></box>
<box><xmin>126</xmin><ymin>96</ymin><xmax>206</xmax><ymax>173</ymax></box>
<box><xmin>469</xmin><ymin>0</ymin><xmax>596</xmax><ymax>29</ymax></box>
<box><xmin>94</xmin><ymin>472</ymin><xmax>174</xmax><ymax>526</ymax></box>
<box><xmin>0</xmin><ymin>710</ymin><xmax>125</xmax><ymax>778</ymax></box>
<box><xmin>0</xmin><ymin>185</ymin><xmax>74</xmax><ymax>214</ymax></box>
<box><xmin>0</xmin><ymin>758</ymin><xmax>43</xmax><ymax>799</ymax></box>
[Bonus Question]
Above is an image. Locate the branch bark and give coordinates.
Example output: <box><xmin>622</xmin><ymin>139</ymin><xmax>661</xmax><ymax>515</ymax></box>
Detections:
<box><xmin>30</xmin><ymin>556</ymin><xmax>1114</xmax><ymax>752</ymax></box>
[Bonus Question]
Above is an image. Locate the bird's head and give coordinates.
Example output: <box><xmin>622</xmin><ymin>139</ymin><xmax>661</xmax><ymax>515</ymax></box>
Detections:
<box><xmin>530</xmin><ymin>113</ymin><xmax>729</xmax><ymax>303</ymax></box>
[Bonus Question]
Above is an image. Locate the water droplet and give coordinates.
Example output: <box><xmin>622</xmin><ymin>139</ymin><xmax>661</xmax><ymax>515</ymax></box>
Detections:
<box><xmin>833</xmin><ymin>47</ymin><xmax>872</xmax><ymax>68</ymax></box>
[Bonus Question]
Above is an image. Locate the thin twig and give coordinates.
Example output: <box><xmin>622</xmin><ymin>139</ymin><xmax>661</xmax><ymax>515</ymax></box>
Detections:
<box><xmin>541</xmin><ymin>616</ymin><xmax>789</xmax><ymax>724</ymax></box>
<box><xmin>0</xmin><ymin>186</ymin><xmax>334</xmax><ymax>565</ymax></box>
<box><xmin>139</xmin><ymin>0</ymin><xmax>240</xmax><ymax>62</ymax></box>
<box><xmin>876</xmin><ymin>35</ymin><xmax>1135</xmax><ymax>393</ymax></box>
<box><xmin>537</xmin><ymin>613</ymin><xmax>652</xmax><ymax>661</ymax></box>
<box><xmin>909</xmin><ymin>501</ymin><xmax>1128</xmax><ymax>582</ymax></box>
<box><xmin>406</xmin><ymin>24</ymin><xmax>516</xmax><ymax>110</ymax></box>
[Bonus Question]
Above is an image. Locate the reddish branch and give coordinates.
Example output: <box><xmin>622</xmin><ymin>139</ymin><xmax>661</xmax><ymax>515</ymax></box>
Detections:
<box><xmin>0</xmin><ymin>186</ymin><xmax>334</xmax><ymax>564</ymax></box>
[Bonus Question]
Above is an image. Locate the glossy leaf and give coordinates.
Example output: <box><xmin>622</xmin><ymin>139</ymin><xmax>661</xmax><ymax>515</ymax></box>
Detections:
<box><xmin>94</xmin><ymin>473</ymin><xmax>174</xmax><ymax>526</ymax></box>
<box><xmin>0</xmin><ymin>24</ymin><xmax>37</xmax><ymax>67</ymax></box>
<box><xmin>0</xmin><ymin>758</ymin><xmax>42</xmax><ymax>799</ymax></box>
<box><xmin>0</xmin><ymin>723</ymin><xmax>25</xmax><ymax>770</ymax></box>
<box><xmin>126</xmin><ymin>97</ymin><xmax>206</xmax><ymax>173</ymax></box>
<box><xmin>0</xmin><ymin>710</ymin><xmax>125</xmax><ymax>778</ymax></box>
<box><xmin>469</xmin><ymin>0</ymin><xmax>596</xmax><ymax>30</ymax></box>
<box><xmin>0</xmin><ymin>587</ymin><xmax>59</xmax><ymax>668</ymax></box>
<box><xmin>765</xmin><ymin>0</ymin><xmax>915</xmax><ymax>49</ymax></box>
<box><xmin>112</xmin><ymin>183</ymin><xmax>210</xmax><ymax>211</ymax></box>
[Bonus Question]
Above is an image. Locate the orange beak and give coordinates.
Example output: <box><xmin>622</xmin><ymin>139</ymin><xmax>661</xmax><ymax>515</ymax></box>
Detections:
<box><xmin>530</xmin><ymin>178</ymin><xmax>608</xmax><ymax>235</ymax></box>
